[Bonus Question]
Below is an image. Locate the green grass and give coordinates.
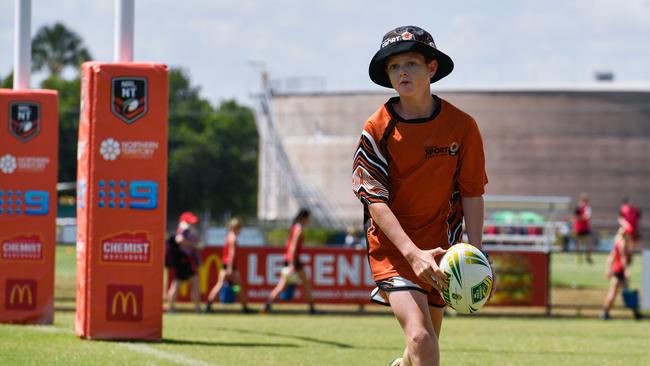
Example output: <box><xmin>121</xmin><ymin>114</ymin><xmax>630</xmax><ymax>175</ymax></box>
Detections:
<box><xmin>1</xmin><ymin>246</ymin><xmax>648</xmax><ymax>365</ymax></box>
<box><xmin>1</xmin><ymin>312</ymin><xmax>648</xmax><ymax>365</ymax></box>
<box><xmin>551</xmin><ymin>252</ymin><xmax>642</xmax><ymax>289</ymax></box>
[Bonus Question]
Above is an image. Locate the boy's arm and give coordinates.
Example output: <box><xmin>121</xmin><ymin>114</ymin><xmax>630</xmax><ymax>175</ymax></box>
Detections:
<box><xmin>462</xmin><ymin>195</ymin><xmax>496</xmax><ymax>298</ymax></box>
<box><xmin>368</xmin><ymin>202</ymin><xmax>447</xmax><ymax>291</ymax></box>
<box><xmin>462</xmin><ymin>196</ymin><xmax>484</xmax><ymax>248</ymax></box>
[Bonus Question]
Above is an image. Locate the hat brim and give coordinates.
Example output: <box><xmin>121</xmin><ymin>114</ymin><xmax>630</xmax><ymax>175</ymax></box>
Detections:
<box><xmin>368</xmin><ymin>41</ymin><xmax>454</xmax><ymax>88</ymax></box>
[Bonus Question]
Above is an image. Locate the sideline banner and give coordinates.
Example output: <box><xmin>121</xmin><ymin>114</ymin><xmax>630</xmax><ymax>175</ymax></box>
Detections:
<box><xmin>172</xmin><ymin>247</ymin><xmax>549</xmax><ymax>308</ymax></box>
<box><xmin>489</xmin><ymin>250</ymin><xmax>549</xmax><ymax>307</ymax></box>
<box><xmin>0</xmin><ymin>89</ymin><xmax>58</xmax><ymax>324</ymax></box>
<box><xmin>76</xmin><ymin>63</ymin><xmax>168</xmax><ymax>340</ymax></box>
<box><xmin>172</xmin><ymin>247</ymin><xmax>377</xmax><ymax>304</ymax></box>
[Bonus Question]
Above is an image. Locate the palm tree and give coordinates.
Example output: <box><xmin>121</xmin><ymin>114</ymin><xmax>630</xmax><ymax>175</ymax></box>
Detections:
<box><xmin>32</xmin><ymin>22</ymin><xmax>92</xmax><ymax>78</ymax></box>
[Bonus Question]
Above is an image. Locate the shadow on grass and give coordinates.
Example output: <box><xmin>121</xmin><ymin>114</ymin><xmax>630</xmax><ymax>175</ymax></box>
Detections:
<box><xmin>447</xmin><ymin>346</ymin><xmax>649</xmax><ymax>358</ymax></box>
<box><xmin>159</xmin><ymin>338</ymin><xmax>299</xmax><ymax>348</ymax></box>
<box><xmin>221</xmin><ymin>327</ymin><xmax>354</xmax><ymax>348</ymax></box>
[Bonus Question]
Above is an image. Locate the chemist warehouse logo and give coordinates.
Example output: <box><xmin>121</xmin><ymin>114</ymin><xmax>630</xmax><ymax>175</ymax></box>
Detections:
<box><xmin>111</xmin><ymin>77</ymin><xmax>147</xmax><ymax>124</ymax></box>
<box><xmin>99</xmin><ymin>232</ymin><xmax>152</xmax><ymax>265</ymax></box>
<box><xmin>5</xmin><ymin>279</ymin><xmax>37</xmax><ymax>310</ymax></box>
<box><xmin>9</xmin><ymin>102</ymin><xmax>40</xmax><ymax>142</ymax></box>
<box><xmin>106</xmin><ymin>285</ymin><xmax>143</xmax><ymax>321</ymax></box>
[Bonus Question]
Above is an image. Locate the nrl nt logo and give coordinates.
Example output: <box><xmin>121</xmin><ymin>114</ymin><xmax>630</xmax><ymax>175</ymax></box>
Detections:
<box><xmin>111</xmin><ymin>77</ymin><xmax>148</xmax><ymax>124</ymax></box>
<box><xmin>9</xmin><ymin>102</ymin><xmax>41</xmax><ymax>142</ymax></box>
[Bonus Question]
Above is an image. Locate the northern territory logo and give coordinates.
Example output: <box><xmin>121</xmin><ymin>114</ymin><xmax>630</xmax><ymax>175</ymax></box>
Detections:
<box><xmin>9</xmin><ymin>102</ymin><xmax>40</xmax><ymax>142</ymax></box>
<box><xmin>111</xmin><ymin>77</ymin><xmax>147</xmax><ymax>124</ymax></box>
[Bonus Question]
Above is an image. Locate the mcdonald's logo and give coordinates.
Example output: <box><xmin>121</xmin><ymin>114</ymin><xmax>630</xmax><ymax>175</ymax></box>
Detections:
<box><xmin>199</xmin><ymin>254</ymin><xmax>222</xmax><ymax>294</ymax></box>
<box><xmin>106</xmin><ymin>285</ymin><xmax>143</xmax><ymax>322</ymax></box>
<box><xmin>179</xmin><ymin>253</ymin><xmax>222</xmax><ymax>298</ymax></box>
<box><xmin>4</xmin><ymin>279</ymin><xmax>37</xmax><ymax>310</ymax></box>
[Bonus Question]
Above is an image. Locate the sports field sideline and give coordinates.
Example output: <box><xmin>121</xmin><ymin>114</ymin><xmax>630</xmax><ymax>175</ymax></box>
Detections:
<box><xmin>0</xmin><ymin>247</ymin><xmax>648</xmax><ymax>365</ymax></box>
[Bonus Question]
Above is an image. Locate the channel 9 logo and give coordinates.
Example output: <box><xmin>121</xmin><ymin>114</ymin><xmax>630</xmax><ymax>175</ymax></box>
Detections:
<box><xmin>4</xmin><ymin>279</ymin><xmax>37</xmax><ymax>310</ymax></box>
<box><xmin>106</xmin><ymin>285</ymin><xmax>143</xmax><ymax>322</ymax></box>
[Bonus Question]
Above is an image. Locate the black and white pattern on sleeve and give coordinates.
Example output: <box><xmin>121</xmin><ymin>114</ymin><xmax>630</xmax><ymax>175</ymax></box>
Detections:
<box><xmin>352</xmin><ymin>130</ymin><xmax>389</xmax><ymax>204</ymax></box>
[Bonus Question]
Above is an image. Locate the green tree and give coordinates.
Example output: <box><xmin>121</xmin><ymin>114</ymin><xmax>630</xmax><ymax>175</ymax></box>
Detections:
<box><xmin>167</xmin><ymin>69</ymin><xmax>259</xmax><ymax>219</ymax></box>
<box><xmin>1</xmin><ymin>73</ymin><xmax>12</xmax><ymax>88</ymax></box>
<box><xmin>32</xmin><ymin>22</ymin><xmax>92</xmax><ymax>78</ymax></box>
<box><xmin>40</xmin><ymin>76</ymin><xmax>81</xmax><ymax>183</ymax></box>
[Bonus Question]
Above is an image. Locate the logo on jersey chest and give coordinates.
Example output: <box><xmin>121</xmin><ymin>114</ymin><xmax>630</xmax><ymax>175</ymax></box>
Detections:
<box><xmin>424</xmin><ymin>142</ymin><xmax>459</xmax><ymax>159</ymax></box>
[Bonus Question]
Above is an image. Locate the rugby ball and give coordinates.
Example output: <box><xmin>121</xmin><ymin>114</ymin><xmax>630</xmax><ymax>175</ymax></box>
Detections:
<box><xmin>439</xmin><ymin>243</ymin><xmax>493</xmax><ymax>314</ymax></box>
<box><xmin>122</xmin><ymin>98</ymin><xmax>139</xmax><ymax>113</ymax></box>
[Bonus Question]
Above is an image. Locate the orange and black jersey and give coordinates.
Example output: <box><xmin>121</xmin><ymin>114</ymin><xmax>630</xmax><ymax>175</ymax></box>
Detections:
<box><xmin>352</xmin><ymin>95</ymin><xmax>487</xmax><ymax>284</ymax></box>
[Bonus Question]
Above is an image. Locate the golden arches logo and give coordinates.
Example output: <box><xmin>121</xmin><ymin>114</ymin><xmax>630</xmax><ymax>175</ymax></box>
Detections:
<box><xmin>10</xmin><ymin>285</ymin><xmax>33</xmax><ymax>305</ymax></box>
<box><xmin>179</xmin><ymin>253</ymin><xmax>222</xmax><ymax>297</ymax></box>
<box><xmin>111</xmin><ymin>291</ymin><xmax>138</xmax><ymax>316</ymax></box>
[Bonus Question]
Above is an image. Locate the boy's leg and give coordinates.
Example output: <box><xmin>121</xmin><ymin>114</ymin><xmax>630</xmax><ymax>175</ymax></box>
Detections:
<box><xmin>428</xmin><ymin>306</ymin><xmax>445</xmax><ymax>337</ymax></box>
<box><xmin>389</xmin><ymin>290</ymin><xmax>440</xmax><ymax>366</ymax></box>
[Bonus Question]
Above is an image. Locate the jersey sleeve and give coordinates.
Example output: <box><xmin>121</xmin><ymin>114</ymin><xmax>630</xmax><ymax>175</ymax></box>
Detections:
<box><xmin>352</xmin><ymin>123</ymin><xmax>389</xmax><ymax>205</ymax></box>
<box><xmin>457</xmin><ymin>117</ymin><xmax>488</xmax><ymax>197</ymax></box>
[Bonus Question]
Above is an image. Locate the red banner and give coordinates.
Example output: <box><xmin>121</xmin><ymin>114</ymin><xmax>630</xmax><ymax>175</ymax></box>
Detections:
<box><xmin>172</xmin><ymin>247</ymin><xmax>549</xmax><ymax>308</ymax></box>
<box><xmin>488</xmin><ymin>250</ymin><xmax>549</xmax><ymax>307</ymax></box>
<box><xmin>75</xmin><ymin>62</ymin><xmax>168</xmax><ymax>340</ymax></box>
<box><xmin>0</xmin><ymin>89</ymin><xmax>58</xmax><ymax>324</ymax></box>
<box><xmin>172</xmin><ymin>247</ymin><xmax>377</xmax><ymax>304</ymax></box>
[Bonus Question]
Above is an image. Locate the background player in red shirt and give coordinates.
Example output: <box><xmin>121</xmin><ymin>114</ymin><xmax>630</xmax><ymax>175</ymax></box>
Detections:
<box><xmin>573</xmin><ymin>193</ymin><xmax>593</xmax><ymax>264</ymax></box>
<box><xmin>167</xmin><ymin>212</ymin><xmax>202</xmax><ymax>313</ymax></box>
<box><xmin>601</xmin><ymin>227</ymin><xmax>642</xmax><ymax>320</ymax></box>
<box><xmin>263</xmin><ymin>208</ymin><xmax>316</xmax><ymax>314</ymax></box>
<box><xmin>618</xmin><ymin>197</ymin><xmax>641</xmax><ymax>251</ymax></box>
<box><xmin>205</xmin><ymin>218</ymin><xmax>250</xmax><ymax>313</ymax></box>
<box><xmin>353</xmin><ymin>26</ymin><xmax>494</xmax><ymax>366</ymax></box>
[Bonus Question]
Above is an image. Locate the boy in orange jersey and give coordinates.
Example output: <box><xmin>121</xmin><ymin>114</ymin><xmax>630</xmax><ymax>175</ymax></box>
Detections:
<box><xmin>352</xmin><ymin>26</ymin><xmax>495</xmax><ymax>366</ymax></box>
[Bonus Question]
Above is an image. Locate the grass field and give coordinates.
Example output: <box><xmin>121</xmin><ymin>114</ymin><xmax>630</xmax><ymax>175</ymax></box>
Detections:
<box><xmin>1</xmin><ymin>246</ymin><xmax>648</xmax><ymax>365</ymax></box>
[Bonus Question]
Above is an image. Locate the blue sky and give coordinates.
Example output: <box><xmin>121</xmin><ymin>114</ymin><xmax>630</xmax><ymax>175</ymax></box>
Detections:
<box><xmin>1</xmin><ymin>0</ymin><xmax>649</xmax><ymax>107</ymax></box>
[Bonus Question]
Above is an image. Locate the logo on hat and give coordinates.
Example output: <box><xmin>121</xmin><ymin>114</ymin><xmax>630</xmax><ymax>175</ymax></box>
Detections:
<box><xmin>9</xmin><ymin>102</ymin><xmax>40</xmax><ymax>142</ymax></box>
<box><xmin>401</xmin><ymin>32</ymin><xmax>413</xmax><ymax>40</ymax></box>
<box><xmin>111</xmin><ymin>77</ymin><xmax>148</xmax><ymax>124</ymax></box>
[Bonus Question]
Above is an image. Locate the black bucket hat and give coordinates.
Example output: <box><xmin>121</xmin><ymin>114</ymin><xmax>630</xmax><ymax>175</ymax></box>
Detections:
<box><xmin>369</xmin><ymin>25</ymin><xmax>454</xmax><ymax>88</ymax></box>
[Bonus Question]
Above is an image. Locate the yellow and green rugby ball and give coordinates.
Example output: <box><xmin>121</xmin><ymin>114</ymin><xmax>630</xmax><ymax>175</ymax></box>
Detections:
<box><xmin>439</xmin><ymin>243</ymin><xmax>493</xmax><ymax>314</ymax></box>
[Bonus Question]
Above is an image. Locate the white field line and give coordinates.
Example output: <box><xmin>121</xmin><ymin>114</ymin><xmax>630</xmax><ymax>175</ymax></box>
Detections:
<box><xmin>21</xmin><ymin>324</ymin><xmax>217</xmax><ymax>366</ymax></box>
<box><xmin>120</xmin><ymin>343</ymin><xmax>217</xmax><ymax>366</ymax></box>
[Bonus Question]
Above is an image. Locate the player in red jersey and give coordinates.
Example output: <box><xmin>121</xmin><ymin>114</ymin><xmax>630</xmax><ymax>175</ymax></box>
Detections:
<box><xmin>618</xmin><ymin>197</ymin><xmax>641</xmax><ymax>251</ymax></box>
<box><xmin>263</xmin><ymin>208</ymin><xmax>316</xmax><ymax>314</ymax></box>
<box><xmin>601</xmin><ymin>227</ymin><xmax>642</xmax><ymax>320</ymax></box>
<box><xmin>573</xmin><ymin>193</ymin><xmax>593</xmax><ymax>264</ymax></box>
<box><xmin>205</xmin><ymin>218</ymin><xmax>250</xmax><ymax>313</ymax></box>
<box><xmin>353</xmin><ymin>26</ymin><xmax>495</xmax><ymax>366</ymax></box>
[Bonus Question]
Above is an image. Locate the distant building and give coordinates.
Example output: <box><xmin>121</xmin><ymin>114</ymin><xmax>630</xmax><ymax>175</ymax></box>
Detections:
<box><xmin>255</xmin><ymin>85</ymin><xmax>650</xmax><ymax>239</ymax></box>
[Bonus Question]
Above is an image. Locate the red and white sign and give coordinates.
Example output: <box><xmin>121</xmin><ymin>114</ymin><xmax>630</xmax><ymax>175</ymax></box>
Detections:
<box><xmin>172</xmin><ymin>246</ymin><xmax>550</xmax><ymax>308</ymax></box>
<box><xmin>100</xmin><ymin>232</ymin><xmax>152</xmax><ymax>264</ymax></box>
<box><xmin>172</xmin><ymin>247</ymin><xmax>376</xmax><ymax>304</ymax></box>
<box><xmin>1</xmin><ymin>234</ymin><xmax>44</xmax><ymax>261</ymax></box>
